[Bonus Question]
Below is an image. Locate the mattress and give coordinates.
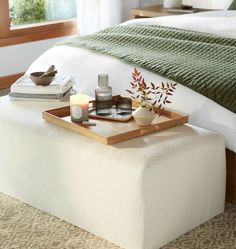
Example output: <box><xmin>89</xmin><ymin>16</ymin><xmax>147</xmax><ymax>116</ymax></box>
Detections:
<box><xmin>24</xmin><ymin>11</ymin><xmax>236</xmax><ymax>152</ymax></box>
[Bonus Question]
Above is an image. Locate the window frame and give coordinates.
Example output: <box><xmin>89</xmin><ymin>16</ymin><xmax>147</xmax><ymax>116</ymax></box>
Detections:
<box><xmin>0</xmin><ymin>0</ymin><xmax>77</xmax><ymax>47</ymax></box>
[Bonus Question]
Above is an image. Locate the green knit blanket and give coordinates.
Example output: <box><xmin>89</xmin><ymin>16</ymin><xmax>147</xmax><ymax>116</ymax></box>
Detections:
<box><xmin>229</xmin><ymin>0</ymin><xmax>236</xmax><ymax>10</ymax></box>
<box><xmin>59</xmin><ymin>25</ymin><xmax>236</xmax><ymax>113</ymax></box>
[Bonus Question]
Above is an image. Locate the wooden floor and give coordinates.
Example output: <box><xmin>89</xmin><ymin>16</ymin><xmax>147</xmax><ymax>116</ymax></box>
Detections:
<box><xmin>226</xmin><ymin>149</ymin><xmax>236</xmax><ymax>204</ymax></box>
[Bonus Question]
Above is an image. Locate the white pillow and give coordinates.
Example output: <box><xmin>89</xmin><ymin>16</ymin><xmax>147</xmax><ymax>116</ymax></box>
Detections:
<box><xmin>182</xmin><ymin>0</ymin><xmax>232</xmax><ymax>9</ymax></box>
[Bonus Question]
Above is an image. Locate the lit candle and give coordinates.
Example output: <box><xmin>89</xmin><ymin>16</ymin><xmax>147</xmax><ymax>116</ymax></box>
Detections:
<box><xmin>70</xmin><ymin>94</ymin><xmax>89</xmax><ymax>123</ymax></box>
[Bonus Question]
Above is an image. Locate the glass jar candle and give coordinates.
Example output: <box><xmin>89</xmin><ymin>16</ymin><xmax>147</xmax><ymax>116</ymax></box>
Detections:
<box><xmin>116</xmin><ymin>96</ymin><xmax>132</xmax><ymax>115</ymax></box>
<box><xmin>70</xmin><ymin>94</ymin><xmax>89</xmax><ymax>123</ymax></box>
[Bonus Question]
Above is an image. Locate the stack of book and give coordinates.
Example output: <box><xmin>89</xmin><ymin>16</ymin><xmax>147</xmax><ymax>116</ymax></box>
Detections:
<box><xmin>9</xmin><ymin>74</ymin><xmax>75</xmax><ymax>102</ymax></box>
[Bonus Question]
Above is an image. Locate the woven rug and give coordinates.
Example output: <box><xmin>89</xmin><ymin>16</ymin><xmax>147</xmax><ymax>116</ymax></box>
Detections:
<box><xmin>0</xmin><ymin>192</ymin><xmax>236</xmax><ymax>249</ymax></box>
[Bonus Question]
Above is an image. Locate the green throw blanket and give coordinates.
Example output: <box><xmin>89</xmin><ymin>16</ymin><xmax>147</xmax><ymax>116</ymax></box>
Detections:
<box><xmin>229</xmin><ymin>0</ymin><xmax>236</xmax><ymax>10</ymax></box>
<box><xmin>59</xmin><ymin>25</ymin><xmax>236</xmax><ymax>113</ymax></box>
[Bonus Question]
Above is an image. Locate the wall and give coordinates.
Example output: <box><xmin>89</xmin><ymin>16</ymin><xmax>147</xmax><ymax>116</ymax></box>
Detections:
<box><xmin>0</xmin><ymin>36</ymin><xmax>69</xmax><ymax>77</ymax></box>
<box><xmin>122</xmin><ymin>0</ymin><xmax>163</xmax><ymax>24</ymax></box>
<box><xmin>140</xmin><ymin>0</ymin><xmax>163</xmax><ymax>6</ymax></box>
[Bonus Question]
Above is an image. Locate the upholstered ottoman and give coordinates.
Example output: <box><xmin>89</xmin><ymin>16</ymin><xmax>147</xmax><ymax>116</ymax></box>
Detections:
<box><xmin>0</xmin><ymin>98</ymin><xmax>226</xmax><ymax>249</ymax></box>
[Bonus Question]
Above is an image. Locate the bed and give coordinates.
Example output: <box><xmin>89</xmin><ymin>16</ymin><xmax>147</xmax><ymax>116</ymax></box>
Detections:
<box><xmin>25</xmin><ymin>11</ymin><xmax>236</xmax><ymax>153</ymax></box>
<box><xmin>1</xmin><ymin>11</ymin><xmax>236</xmax><ymax>199</ymax></box>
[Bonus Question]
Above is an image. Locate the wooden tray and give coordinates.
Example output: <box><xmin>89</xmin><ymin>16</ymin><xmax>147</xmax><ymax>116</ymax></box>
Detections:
<box><xmin>42</xmin><ymin>100</ymin><xmax>188</xmax><ymax>145</ymax></box>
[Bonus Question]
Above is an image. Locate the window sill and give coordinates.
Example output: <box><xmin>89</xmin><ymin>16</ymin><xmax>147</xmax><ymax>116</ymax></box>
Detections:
<box><xmin>0</xmin><ymin>19</ymin><xmax>77</xmax><ymax>47</ymax></box>
<box><xmin>0</xmin><ymin>72</ymin><xmax>24</xmax><ymax>90</ymax></box>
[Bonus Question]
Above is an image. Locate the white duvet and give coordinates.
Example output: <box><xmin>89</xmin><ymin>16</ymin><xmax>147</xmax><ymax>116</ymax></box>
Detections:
<box><xmin>24</xmin><ymin>11</ymin><xmax>236</xmax><ymax>152</ymax></box>
<box><xmin>0</xmin><ymin>11</ymin><xmax>234</xmax><ymax>152</ymax></box>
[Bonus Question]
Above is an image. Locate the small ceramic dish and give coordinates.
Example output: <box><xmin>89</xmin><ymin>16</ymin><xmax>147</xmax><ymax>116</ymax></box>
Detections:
<box><xmin>30</xmin><ymin>72</ymin><xmax>55</xmax><ymax>86</ymax></box>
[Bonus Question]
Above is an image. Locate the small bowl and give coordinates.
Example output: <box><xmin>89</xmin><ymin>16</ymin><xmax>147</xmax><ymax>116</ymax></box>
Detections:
<box><xmin>30</xmin><ymin>72</ymin><xmax>55</xmax><ymax>86</ymax></box>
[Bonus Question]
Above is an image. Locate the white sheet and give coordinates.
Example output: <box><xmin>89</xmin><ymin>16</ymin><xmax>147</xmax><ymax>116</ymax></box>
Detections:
<box><xmin>25</xmin><ymin>11</ymin><xmax>236</xmax><ymax>152</ymax></box>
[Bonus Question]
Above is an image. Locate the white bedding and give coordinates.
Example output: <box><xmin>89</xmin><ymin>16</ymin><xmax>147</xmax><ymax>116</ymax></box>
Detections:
<box><xmin>24</xmin><ymin>11</ymin><xmax>236</xmax><ymax>152</ymax></box>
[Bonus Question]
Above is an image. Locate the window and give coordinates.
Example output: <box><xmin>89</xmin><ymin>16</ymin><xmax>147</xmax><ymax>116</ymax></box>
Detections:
<box><xmin>9</xmin><ymin>0</ymin><xmax>77</xmax><ymax>27</ymax></box>
<box><xmin>0</xmin><ymin>0</ymin><xmax>77</xmax><ymax>47</ymax></box>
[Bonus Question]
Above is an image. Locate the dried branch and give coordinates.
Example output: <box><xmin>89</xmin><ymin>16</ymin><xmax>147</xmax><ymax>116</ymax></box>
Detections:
<box><xmin>126</xmin><ymin>68</ymin><xmax>177</xmax><ymax>116</ymax></box>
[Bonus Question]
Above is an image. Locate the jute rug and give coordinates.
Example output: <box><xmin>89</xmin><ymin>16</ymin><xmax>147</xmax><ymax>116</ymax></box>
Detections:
<box><xmin>0</xmin><ymin>192</ymin><xmax>236</xmax><ymax>249</ymax></box>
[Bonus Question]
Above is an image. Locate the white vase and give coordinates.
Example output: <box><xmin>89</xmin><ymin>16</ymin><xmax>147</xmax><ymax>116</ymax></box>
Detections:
<box><xmin>132</xmin><ymin>106</ymin><xmax>156</xmax><ymax>127</ymax></box>
<box><xmin>163</xmin><ymin>0</ymin><xmax>182</xmax><ymax>8</ymax></box>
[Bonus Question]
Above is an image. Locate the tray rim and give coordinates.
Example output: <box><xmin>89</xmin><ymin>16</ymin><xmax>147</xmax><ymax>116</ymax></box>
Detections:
<box><xmin>42</xmin><ymin>98</ymin><xmax>189</xmax><ymax>145</ymax></box>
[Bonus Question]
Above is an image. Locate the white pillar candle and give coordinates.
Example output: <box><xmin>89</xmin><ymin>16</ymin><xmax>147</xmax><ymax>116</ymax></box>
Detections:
<box><xmin>70</xmin><ymin>94</ymin><xmax>89</xmax><ymax>122</ymax></box>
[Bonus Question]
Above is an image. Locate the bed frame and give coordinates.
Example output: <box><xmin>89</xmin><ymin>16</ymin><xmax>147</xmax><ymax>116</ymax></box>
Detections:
<box><xmin>226</xmin><ymin>149</ymin><xmax>236</xmax><ymax>204</ymax></box>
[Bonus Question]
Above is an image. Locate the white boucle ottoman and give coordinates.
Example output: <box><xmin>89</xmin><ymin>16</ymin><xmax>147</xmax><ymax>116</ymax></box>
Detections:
<box><xmin>0</xmin><ymin>99</ymin><xmax>226</xmax><ymax>249</ymax></box>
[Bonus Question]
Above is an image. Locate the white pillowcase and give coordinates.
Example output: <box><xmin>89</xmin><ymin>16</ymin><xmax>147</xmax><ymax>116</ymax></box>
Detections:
<box><xmin>182</xmin><ymin>0</ymin><xmax>231</xmax><ymax>9</ymax></box>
